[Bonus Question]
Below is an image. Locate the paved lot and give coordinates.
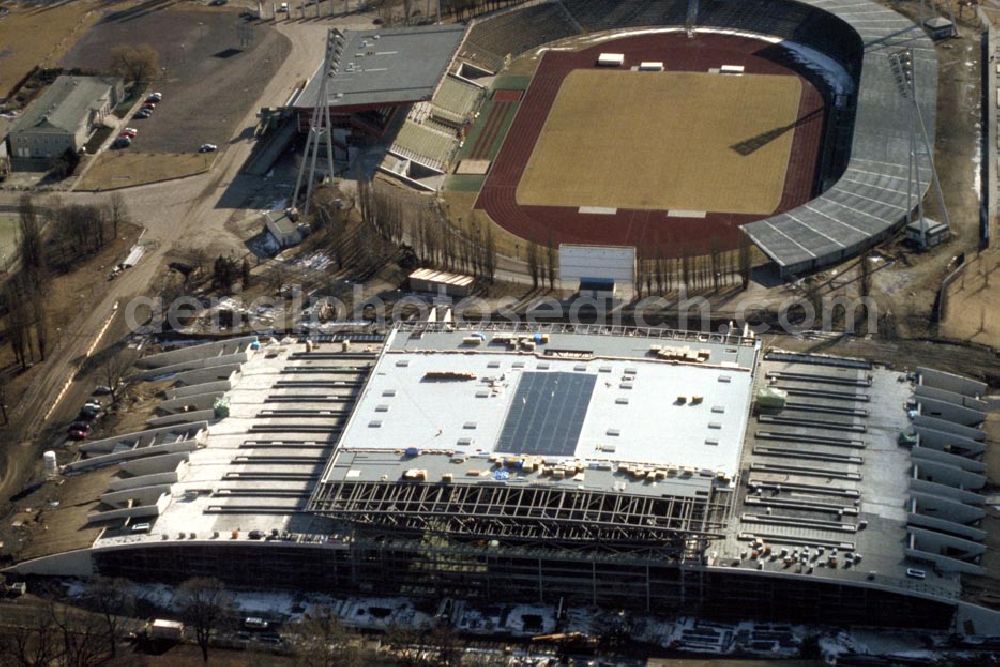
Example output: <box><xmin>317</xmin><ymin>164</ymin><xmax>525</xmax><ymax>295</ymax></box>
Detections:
<box><xmin>61</xmin><ymin>6</ymin><xmax>291</xmax><ymax>154</ymax></box>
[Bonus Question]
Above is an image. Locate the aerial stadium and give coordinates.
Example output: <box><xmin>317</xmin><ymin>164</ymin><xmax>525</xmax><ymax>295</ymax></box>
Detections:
<box><xmin>8</xmin><ymin>322</ymin><xmax>998</xmax><ymax>632</ymax></box>
<box><xmin>7</xmin><ymin>0</ymin><xmax>996</xmax><ymax>636</ymax></box>
<box><xmin>291</xmin><ymin>0</ymin><xmax>936</xmax><ymax>278</ymax></box>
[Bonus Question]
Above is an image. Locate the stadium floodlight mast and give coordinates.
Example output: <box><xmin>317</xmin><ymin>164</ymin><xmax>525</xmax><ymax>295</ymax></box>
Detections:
<box><xmin>887</xmin><ymin>48</ymin><xmax>950</xmax><ymax>250</ymax></box>
<box><xmin>293</xmin><ymin>28</ymin><xmax>343</xmax><ymax>217</ymax></box>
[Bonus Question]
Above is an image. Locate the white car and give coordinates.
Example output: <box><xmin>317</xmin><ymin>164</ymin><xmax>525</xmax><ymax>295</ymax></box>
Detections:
<box><xmin>278</xmin><ymin>2</ymin><xmax>289</xmax><ymax>11</ymax></box>
<box><xmin>198</xmin><ymin>143</ymin><xmax>218</xmax><ymax>153</ymax></box>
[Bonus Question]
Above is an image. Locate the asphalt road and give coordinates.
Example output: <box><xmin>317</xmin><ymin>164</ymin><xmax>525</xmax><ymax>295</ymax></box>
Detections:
<box><xmin>0</xmin><ymin>17</ymin><xmax>332</xmax><ymax>500</ymax></box>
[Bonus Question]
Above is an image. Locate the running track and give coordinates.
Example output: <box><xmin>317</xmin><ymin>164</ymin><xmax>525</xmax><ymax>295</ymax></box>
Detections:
<box><xmin>475</xmin><ymin>33</ymin><xmax>826</xmax><ymax>258</ymax></box>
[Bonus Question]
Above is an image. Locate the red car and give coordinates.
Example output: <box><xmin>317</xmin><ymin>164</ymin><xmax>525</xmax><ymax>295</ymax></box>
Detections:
<box><xmin>142</xmin><ymin>102</ymin><xmax>156</xmax><ymax>110</ymax></box>
<box><xmin>67</xmin><ymin>429</ymin><xmax>89</xmax><ymax>441</ymax></box>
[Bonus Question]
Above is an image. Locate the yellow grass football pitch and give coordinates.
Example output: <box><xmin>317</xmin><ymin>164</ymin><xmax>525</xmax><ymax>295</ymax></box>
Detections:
<box><xmin>516</xmin><ymin>69</ymin><xmax>802</xmax><ymax>215</ymax></box>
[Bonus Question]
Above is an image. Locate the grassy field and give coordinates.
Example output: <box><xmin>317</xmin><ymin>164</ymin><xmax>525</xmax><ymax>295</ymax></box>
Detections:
<box><xmin>0</xmin><ymin>0</ymin><xmax>105</xmax><ymax>98</ymax></box>
<box><xmin>77</xmin><ymin>151</ymin><xmax>213</xmax><ymax>190</ymax></box>
<box><xmin>0</xmin><ymin>214</ymin><xmax>18</xmax><ymax>269</ymax></box>
<box><xmin>516</xmin><ymin>70</ymin><xmax>801</xmax><ymax>214</ymax></box>
<box><xmin>940</xmin><ymin>249</ymin><xmax>1000</xmax><ymax>348</ymax></box>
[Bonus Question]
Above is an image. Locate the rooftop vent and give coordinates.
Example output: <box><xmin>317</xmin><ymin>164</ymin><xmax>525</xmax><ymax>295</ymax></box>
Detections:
<box><xmin>368</xmin><ymin>420</ymin><xmax>382</xmax><ymax>428</ymax></box>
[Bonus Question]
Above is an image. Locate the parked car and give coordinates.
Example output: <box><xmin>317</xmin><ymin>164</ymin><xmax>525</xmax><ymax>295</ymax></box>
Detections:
<box><xmin>277</xmin><ymin>2</ymin><xmax>289</xmax><ymax>11</ymax></box>
<box><xmin>121</xmin><ymin>127</ymin><xmax>138</xmax><ymax>138</ymax></box>
<box><xmin>198</xmin><ymin>143</ymin><xmax>218</xmax><ymax>153</ymax></box>
<box><xmin>68</xmin><ymin>421</ymin><xmax>91</xmax><ymax>434</ymax></box>
<box><xmin>210</xmin><ymin>0</ymin><xmax>228</xmax><ymax>5</ymax></box>
<box><xmin>67</xmin><ymin>428</ymin><xmax>89</xmax><ymax>441</ymax></box>
<box><xmin>142</xmin><ymin>102</ymin><xmax>156</xmax><ymax>110</ymax></box>
<box><xmin>134</xmin><ymin>108</ymin><xmax>152</xmax><ymax>119</ymax></box>
<box><xmin>112</xmin><ymin>137</ymin><xmax>131</xmax><ymax>149</ymax></box>
<box><xmin>146</xmin><ymin>92</ymin><xmax>163</xmax><ymax>102</ymax></box>
<box><xmin>93</xmin><ymin>385</ymin><xmax>113</xmax><ymax>396</ymax></box>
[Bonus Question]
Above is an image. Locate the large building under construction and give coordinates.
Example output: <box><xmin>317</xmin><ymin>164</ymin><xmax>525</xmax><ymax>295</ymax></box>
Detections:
<box><xmin>8</xmin><ymin>323</ymin><xmax>999</xmax><ymax>632</ymax></box>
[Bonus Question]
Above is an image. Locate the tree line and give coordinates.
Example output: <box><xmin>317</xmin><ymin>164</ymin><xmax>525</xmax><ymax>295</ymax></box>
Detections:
<box><xmin>1</xmin><ymin>192</ymin><xmax>130</xmax><ymax>370</ymax></box>
<box><xmin>0</xmin><ymin>576</ymin><xmax>487</xmax><ymax>666</ymax></box>
<box><xmin>310</xmin><ymin>177</ymin><xmax>498</xmax><ymax>288</ymax></box>
<box><xmin>633</xmin><ymin>236</ymin><xmax>754</xmax><ymax>297</ymax></box>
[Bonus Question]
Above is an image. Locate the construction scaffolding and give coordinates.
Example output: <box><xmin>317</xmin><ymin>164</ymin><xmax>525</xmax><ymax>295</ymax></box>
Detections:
<box><xmin>309</xmin><ymin>479</ymin><xmax>730</xmax><ymax>545</ymax></box>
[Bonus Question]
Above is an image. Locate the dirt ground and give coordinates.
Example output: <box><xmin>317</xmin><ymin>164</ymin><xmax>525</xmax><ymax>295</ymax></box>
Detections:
<box><xmin>517</xmin><ymin>69</ymin><xmax>800</xmax><ymax>214</ymax></box>
<box><xmin>0</xmin><ymin>0</ymin><xmax>106</xmax><ymax>98</ymax></box>
<box><xmin>939</xmin><ymin>248</ymin><xmax>1000</xmax><ymax>347</ymax></box>
<box><xmin>77</xmin><ymin>151</ymin><xmax>214</xmax><ymax>190</ymax></box>
<box><xmin>60</xmin><ymin>5</ymin><xmax>292</xmax><ymax>154</ymax></box>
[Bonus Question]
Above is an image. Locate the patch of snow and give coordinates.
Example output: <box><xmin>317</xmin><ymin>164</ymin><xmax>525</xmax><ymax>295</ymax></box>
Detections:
<box><xmin>972</xmin><ymin>127</ymin><xmax>982</xmax><ymax>199</ymax></box>
<box><xmin>295</xmin><ymin>251</ymin><xmax>333</xmax><ymax>271</ymax></box>
<box><xmin>777</xmin><ymin>40</ymin><xmax>856</xmax><ymax>97</ymax></box>
<box><xmin>247</xmin><ymin>232</ymin><xmax>281</xmax><ymax>258</ymax></box>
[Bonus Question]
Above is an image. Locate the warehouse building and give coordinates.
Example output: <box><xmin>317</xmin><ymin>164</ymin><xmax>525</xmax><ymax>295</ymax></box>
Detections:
<box><xmin>6</xmin><ymin>75</ymin><xmax>124</xmax><ymax>171</ymax></box>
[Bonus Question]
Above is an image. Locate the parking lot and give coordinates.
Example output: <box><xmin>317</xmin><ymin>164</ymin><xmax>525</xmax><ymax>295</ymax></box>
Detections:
<box><xmin>61</xmin><ymin>5</ymin><xmax>291</xmax><ymax>154</ymax></box>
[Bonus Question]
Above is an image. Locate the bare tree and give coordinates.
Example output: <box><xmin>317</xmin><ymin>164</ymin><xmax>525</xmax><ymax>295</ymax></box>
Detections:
<box><xmin>110</xmin><ymin>44</ymin><xmax>160</xmax><ymax>85</ymax></box>
<box><xmin>31</xmin><ymin>294</ymin><xmax>46</xmax><ymax>361</ymax></box>
<box><xmin>3</xmin><ymin>276</ymin><xmax>34</xmax><ymax>369</ymax></box>
<box><xmin>17</xmin><ymin>193</ymin><xmax>44</xmax><ymax>277</ymax></box>
<box><xmin>294</xmin><ymin>606</ymin><xmax>362</xmax><ymax>667</ymax></box>
<box><xmin>0</xmin><ymin>601</ymin><xmax>60</xmax><ymax>667</ymax></box>
<box><xmin>87</xmin><ymin>577</ymin><xmax>134</xmax><ymax>658</ymax></box>
<box><xmin>738</xmin><ymin>234</ymin><xmax>752</xmax><ymax>291</ymax></box>
<box><xmin>545</xmin><ymin>232</ymin><xmax>556</xmax><ymax>291</ymax></box>
<box><xmin>107</xmin><ymin>192</ymin><xmax>129</xmax><ymax>239</ymax></box>
<box><xmin>96</xmin><ymin>344</ymin><xmax>133</xmax><ymax>406</ymax></box>
<box><xmin>50</xmin><ymin>600</ymin><xmax>104</xmax><ymax>667</ymax></box>
<box><xmin>526</xmin><ymin>242</ymin><xmax>539</xmax><ymax>290</ymax></box>
<box><xmin>0</xmin><ymin>375</ymin><xmax>8</xmax><ymax>425</ymax></box>
<box><xmin>176</xmin><ymin>578</ymin><xmax>234</xmax><ymax>663</ymax></box>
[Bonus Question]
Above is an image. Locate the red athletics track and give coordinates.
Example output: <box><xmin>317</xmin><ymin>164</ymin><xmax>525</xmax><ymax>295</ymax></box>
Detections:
<box><xmin>475</xmin><ymin>33</ymin><xmax>826</xmax><ymax>258</ymax></box>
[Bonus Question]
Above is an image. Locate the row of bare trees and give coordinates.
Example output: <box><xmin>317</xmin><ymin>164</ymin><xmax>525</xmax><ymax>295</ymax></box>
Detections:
<box><xmin>1</xmin><ymin>192</ymin><xmax>130</xmax><ymax>371</ymax></box>
<box><xmin>0</xmin><ymin>577</ymin><xmax>133</xmax><ymax>666</ymax></box>
<box><xmin>307</xmin><ymin>178</ymin><xmax>756</xmax><ymax>297</ymax></box>
<box><xmin>312</xmin><ymin>179</ymin><xmax>498</xmax><ymax>286</ymax></box>
<box><xmin>0</xmin><ymin>575</ymin><xmax>514</xmax><ymax>667</ymax></box>
<box><xmin>634</xmin><ymin>237</ymin><xmax>754</xmax><ymax>297</ymax></box>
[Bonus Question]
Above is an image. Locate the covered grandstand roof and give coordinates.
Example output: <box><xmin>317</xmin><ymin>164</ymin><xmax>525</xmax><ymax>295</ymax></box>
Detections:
<box><xmin>737</xmin><ymin>0</ymin><xmax>937</xmax><ymax>275</ymax></box>
<box><xmin>294</xmin><ymin>25</ymin><xmax>467</xmax><ymax>111</ymax></box>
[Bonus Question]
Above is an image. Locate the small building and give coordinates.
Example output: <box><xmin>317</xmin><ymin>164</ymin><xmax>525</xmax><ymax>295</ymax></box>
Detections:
<box><xmin>905</xmin><ymin>218</ymin><xmax>950</xmax><ymax>249</ymax></box>
<box><xmin>924</xmin><ymin>17</ymin><xmax>955</xmax><ymax>40</ymax></box>
<box><xmin>408</xmin><ymin>268</ymin><xmax>474</xmax><ymax>297</ymax></box>
<box><xmin>263</xmin><ymin>209</ymin><xmax>307</xmax><ymax>249</ymax></box>
<box><xmin>6</xmin><ymin>76</ymin><xmax>124</xmax><ymax>171</ymax></box>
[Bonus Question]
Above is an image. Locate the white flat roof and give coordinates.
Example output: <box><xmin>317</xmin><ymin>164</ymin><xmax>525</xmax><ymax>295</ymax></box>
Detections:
<box><xmin>334</xmin><ymin>329</ymin><xmax>755</xmax><ymax>479</ymax></box>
